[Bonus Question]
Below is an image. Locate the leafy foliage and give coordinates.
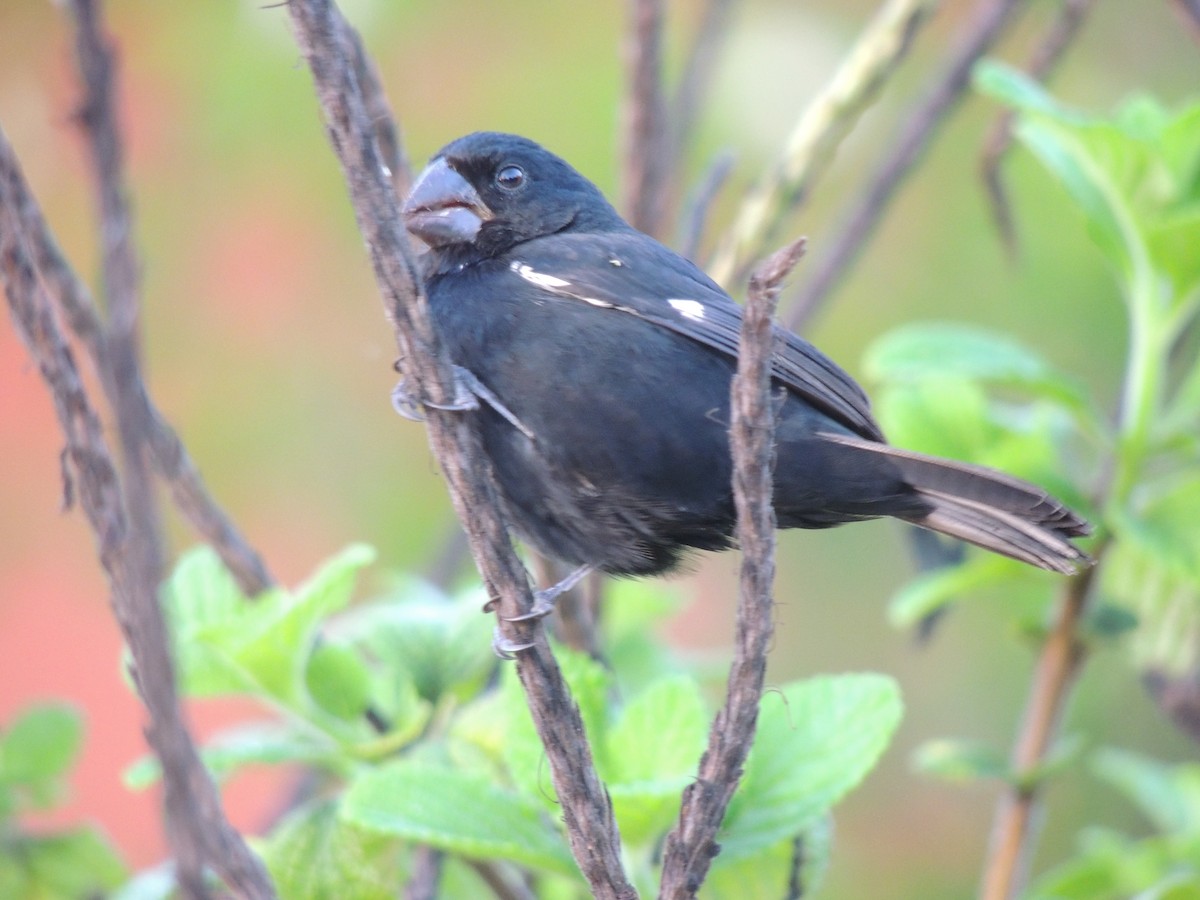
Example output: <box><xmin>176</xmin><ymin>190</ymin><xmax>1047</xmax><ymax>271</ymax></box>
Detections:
<box><xmin>106</xmin><ymin>546</ymin><xmax>902</xmax><ymax>896</ymax></box>
<box><xmin>854</xmin><ymin>65</ymin><xmax>1200</xmax><ymax>894</ymax></box>
<box><xmin>1026</xmin><ymin>750</ymin><xmax>1200</xmax><ymax>898</ymax></box>
<box><xmin>0</xmin><ymin>704</ymin><xmax>127</xmax><ymax>899</ymax></box>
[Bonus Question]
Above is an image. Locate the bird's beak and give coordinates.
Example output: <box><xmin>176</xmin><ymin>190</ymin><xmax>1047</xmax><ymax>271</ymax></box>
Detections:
<box><xmin>402</xmin><ymin>158</ymin><xmax>494</xmax><ymax>248</ymax></box>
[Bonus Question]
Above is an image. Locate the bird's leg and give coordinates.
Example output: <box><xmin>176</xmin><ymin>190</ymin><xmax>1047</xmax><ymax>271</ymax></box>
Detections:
<box><xmin>506</xmin><ymin>563</ymin><xmax>594</xmax><ymax>622</ymax></box>
<box><xmin>391</xmin><ymin>366</ymin><xmax>535</xmax><ymax>441</ymax></box>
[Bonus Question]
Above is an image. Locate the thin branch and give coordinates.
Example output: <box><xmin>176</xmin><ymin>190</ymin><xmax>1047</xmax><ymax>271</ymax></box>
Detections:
<box><xmin>0</xmin><ymin>54</ymin><xmax>272</xmax><ymax>598</ymax></box>
<box><xmin>345</xmin><ymin>25</ymin><xmax>411</xmax><ymax>199</ymax></box>
<box><xmin>708</xmin><ymin>0</ymin><xmax>933</xmax><ymax>289</ymax></box>
<box><xmin>664</xmin><ymin>0</ymin><xmax>738</xmax><ymax>183</ymax></box>
<box><xmin>981</xmin><ymin>0</ymin><xmax>1096</xmax><ymax>255</ymax></box>
<box><xmin>658</xmin><ymin>237</ymin><xmax>803</xmax><ymax>898</ymax></box>
<box><xmin>1171</xmin><ymin>0</ymin><xmax>1200</xmax><ymax>42</ymax></box>
<box><xmin>979</xmin><ymin>538</ymin><xmax>1107</xmax><ymax>900</ymax></box>
<box><xmin>405</xmin><ymin>846</ymin><xmax>444</xmax><ymax>900</ymax></box>
<box><xmin>282</xmin><ymin>3</ymin><xmax>636</xmax><ymax>897</ymax></box>
<box><xmin>65</xmin><ymin>1</ymin><xmax>276</xmax><ymax>894</ymax></box>
<box><xmin>0</xmin><ymin>145</ymin><xmax>274</xmax><ymax>900</ymax></box>
<box><xmin>533</xmin><ymin>552</ymin><xmax>605</xmax><ymax>661</ymax></box>
<box><xmin>676</xmin><ymin>149</ymin><xmax>735</xmax><ymax>262</ymax></box>
<box><xmin>468</xmin><ymin>861</ymin><xmax>538</xmax><ymax>900</ymax></box>
<box><xmin>620</xmin><ymin>0</ymin><xmax>669</xmax><ymax>237</ymax></box>
<box><xmin>785</xmin><ymin>0</ymin><xmax>1027</xmax><ymax>333</ymax></box>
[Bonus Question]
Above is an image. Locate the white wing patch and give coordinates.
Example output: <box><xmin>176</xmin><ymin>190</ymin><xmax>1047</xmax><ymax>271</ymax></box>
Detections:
<box><xmin>668</xmin><ymin>298</ymin><xmax>706</xmax><ymax>321</ymax></box>
<box><xmin>510</xmin><ymin>261</ymin><xmax>571</xmax><ymax>289</ymax></box>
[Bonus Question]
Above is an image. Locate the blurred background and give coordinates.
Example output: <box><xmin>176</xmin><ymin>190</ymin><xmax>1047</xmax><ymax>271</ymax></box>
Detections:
<box><xmin>0</xmin><ymin>1</ymin><xmax>1196</xmax><ymax>896</ymax></box>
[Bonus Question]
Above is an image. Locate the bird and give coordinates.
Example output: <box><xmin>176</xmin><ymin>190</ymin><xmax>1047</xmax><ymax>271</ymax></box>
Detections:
<box><xmin>399</xmin><ymin>131</ymin><xmax>1090</xmax><ymax>610</ymax></box>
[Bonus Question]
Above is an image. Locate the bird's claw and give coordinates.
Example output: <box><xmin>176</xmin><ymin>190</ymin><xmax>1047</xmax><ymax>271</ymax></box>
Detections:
<box><xmin>503</xmin><ymin>564</ymin><xmax>593</xmax><ymax>622</ymax></box>
<box><xmin>392</xmin><ymin>366</ymin><xmax>534</xmax><ymax>441</ymax></box>
<box><xmin>492</xmin><ymin>626</ymin><xmax>535</xmax><ymax>659</ymax></box>
<box><xmin>390</xmin><ymin>378</ymin><xmax>425</xmax><ymax>422</ymax></box>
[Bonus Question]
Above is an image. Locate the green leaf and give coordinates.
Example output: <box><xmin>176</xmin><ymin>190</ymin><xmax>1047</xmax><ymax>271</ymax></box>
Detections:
<box><xmin>607</xmin><ymin>676</ymin><xmax>706</xmax><ymax>783</ymax></box>
<box><xmin>1092</xmin><ymin>747</ymin><xmax>1200</xmax><ymax>835</ymax></box>
<box><xmin>4</xmin><ymin>827</ymin><xmax>127</xmax><ymax>897</ymax></box>
<box><xmin>715</xmin><ymin>674</ymin><xmax>902</xmax><ymax>864</ymax></box>
<box><xmin>973</xmin><ymin>60</ymin><xmax>1093</xmax><ymax>128</ymax></box>
<box><xmin>167</xmin><ymin>545</ymin><xmax>250</xmax><ymax>632</ymax></box>
<box><xmin>0</xmin><ymin>704</ymin><xmax>82</xmax><ymax>789</ymax></box>
<box><xmin>168</xmin><ymin>544</ymin><xmax>375</xmax><ymax>706</ymax></box>
<box><xmin>490</xmin><ymin>646</ymin><xmax>613</xmax><ymax>807</ymax></box>
<box><xmin>1112</xmin><ymin>475</ymin><xmax>1200</xmax><ymax>585</ymax></box>
<box><xmin>702</xmin><ymin>819</ymin><xmax>832</xmax><ymax>899</ymax></box>
<box><xmin>124</xmin><ymin>722</ymin><xmax>338</xmax><ymax>790</ymax></box>
<box><xmin>865</xmin><ymin>323</ymin><xmax>1090</xmax><ymax>414</ymax></box>
<box><xmin>341</xmin><ymin>760</ymin><xmax>578</xmax><ymax>878</ymax></box>
<box><xmin>913</xmin><ymin>738</ymin><xmax>1010</xmax><ymax>783</ymax></box>
<box><xmin>306</xmin><ymin>641</ymin><xmax>373</xmax><ymax>721</ymax></box>
<box><xmin>338</xmin><ymin>579</ymin><xmax>495</xmax><ymax>705</ymax></box>
<box><xmin>263</xmin><ymin>798</ymin><xmax>406</xmax><ymax>900</ymax></box>
<box><xmin>874</xmin><ymin>377</ymin><xmax>996</xmax><ymax>463</ymax></box>
<box><xmin>887</xmin><ymin>554</ymin><xmax>1018</xmax><ymax>628</ymax></box>
<box><xmin>604</xmin><ymin>676</ymin><xmax>707</xmax><ymax>845</ymax></box>
<box><xmin>226</xmin><ymin>543</ymin><xmax>376</xmax><ymax>702</ymax></box>
<box><xmin>1020</xmin><ymin>115</ymin><xmax>1145</xmax><ymax>282</ymax></box>
<box><xmin>1027</xmin><ymin>830</ymin><xmax>1200</xmax><ymax>899</ymax></box>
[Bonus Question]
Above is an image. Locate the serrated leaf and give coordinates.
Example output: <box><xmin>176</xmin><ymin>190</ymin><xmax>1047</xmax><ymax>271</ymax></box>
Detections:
<box><xmin>604</xmin><ymin>676</ymin><xmax>707</xmax><ymax>845</ymax></box>
<box><xmin>716</xmin><ymin>674</ymin><xmax>902</xmax><ymax>863</ymax></box>
<box><xmin>263</xmin><ymin>798</ymin><xmax>405</xmax><ymax>900</ymax></box>
<box><xmin>169</xmin><ymin>544</ymin><xmax>375</xmax><ymax>708</ymax></box>
<box><xmin>493</xmin><ymin>645</ymin><xmax>613</xmax><ymax>806</ymax></box>
<box><xmin>227</xmin><ymin>543</ymin><xmax>376</xmax><ymax>702</ymax></box>
<box><xmin>341</xmin><ymin>761</ymin><xmax>577</xmax><ymax>878</ymax></box>
<box><xmin>607</xmin><ymin>676</ymin><xmax>707</xmax><ymax>783</ymax></box>
<box><xmin>702</xmin><ymin>817</ymin><xmax>832</xmax><ymax>899</ymax></box>
<box><xmin>337</xmin><ymin>580</ymin><xmax>495</xmax><ymax>705</ymax></box>
<box><xmin>0</xmin><ymin>704</ymin><xmax>82</xmax><ymax>789</ymax></box>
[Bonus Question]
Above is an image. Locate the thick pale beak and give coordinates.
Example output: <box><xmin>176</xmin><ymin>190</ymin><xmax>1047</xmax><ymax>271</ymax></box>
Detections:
<box><xmin>402</xmin><ymin>158</ymin><xmax>493</xmax><ymax>248</ymax></box>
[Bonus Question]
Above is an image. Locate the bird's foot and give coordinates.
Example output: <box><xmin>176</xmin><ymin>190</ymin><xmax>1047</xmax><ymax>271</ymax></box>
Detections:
<box><xmin>491</xmin><ymin>625</ymin><xmax>535</xmax><ymax>659</ymax></box>
<box><xmin>391</xmin><ymin>366</ymin><xmax>534</xmax><ymax>440</ymax></box>
<box><xmin>505</xmin><ymin>564</ymin><xmax>593</xmax><ymax>622</ymax></box>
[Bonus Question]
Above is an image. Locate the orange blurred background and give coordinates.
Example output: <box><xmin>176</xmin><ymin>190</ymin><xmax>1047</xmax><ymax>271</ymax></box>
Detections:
<box><xmin>1</xmin><ymin>1</ymin><xmax>1197</xmax><ymax>896</ymax></box>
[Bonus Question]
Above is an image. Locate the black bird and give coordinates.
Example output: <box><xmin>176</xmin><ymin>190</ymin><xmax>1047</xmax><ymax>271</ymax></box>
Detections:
<box><xmin>400</xmin><ymin>132</ymin><xmax>1089</xmax><ymax>605</ymax></box>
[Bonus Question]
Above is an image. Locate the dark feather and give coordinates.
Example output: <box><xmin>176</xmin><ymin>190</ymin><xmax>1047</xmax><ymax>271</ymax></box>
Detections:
<box><xmin>402</xmin><ymin>132</ymin><xmax>1091</xmax><ymax>579</ymax></box>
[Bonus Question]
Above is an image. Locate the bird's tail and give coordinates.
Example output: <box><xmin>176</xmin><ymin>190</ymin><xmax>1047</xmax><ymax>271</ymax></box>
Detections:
<box><xmin>818</xmin><ymin>433</ymin><xmax>1091</xmax><ymax>574</ymax></box>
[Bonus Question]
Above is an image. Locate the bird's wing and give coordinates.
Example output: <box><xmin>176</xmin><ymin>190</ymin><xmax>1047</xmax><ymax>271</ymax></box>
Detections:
<box><xmin>508</xmin><ymin>231</ymin><xmax>884</xmax><ymax>440</ymax></box>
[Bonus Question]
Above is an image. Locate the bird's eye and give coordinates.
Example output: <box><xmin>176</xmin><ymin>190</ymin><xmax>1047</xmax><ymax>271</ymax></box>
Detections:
<box><xmin>495</xmin><ymin>164</ymin><xmax>525</xmax><ymax>190</ymax></box>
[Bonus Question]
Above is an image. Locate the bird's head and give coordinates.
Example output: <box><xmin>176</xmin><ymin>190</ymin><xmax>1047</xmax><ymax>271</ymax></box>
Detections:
<box><xmin>403</xmin><ymin>132</ymin><xmax>626</xmax><ymax>263</ymax></box>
